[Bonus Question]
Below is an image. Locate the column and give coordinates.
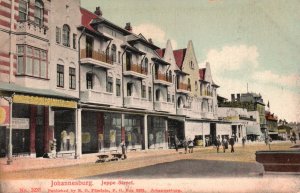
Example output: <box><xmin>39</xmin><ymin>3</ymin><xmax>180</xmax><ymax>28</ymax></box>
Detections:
<box><xmin>144</xmin><ymin>114</ymin><xmax>148</xmax><ymax>151</ymax></box>
<box><xmin>7</xmin><ymin>99</ymin><xmax>13</xmax><ymax>165</ymax></box>
<box><xmin>75</xmin><ymin>108</ymin><xmax>82</xmax><ymax>159</ymax></box>
<box><xmin>164</xmin><ymin>118</ymin><xmax>168</xmax><ymax>149</ymax></box>
<box><xmin>30</xmin><ymin>105</ymin><xmax>37</xmax><ymax>157</ymax></box>
<box><xmin>202</xmin><ymin>122</ymin><xmax>205</xmax><ymax>147</ymax></box>
<box><xmin>121</xmin><ymin>113</ymin><xmax>125</xmax><ymax>141</ymax></box>
<box><xmin>43</xmin><ymin>106</ymin><xmax>49</xmax><ymax>153</ymax></box>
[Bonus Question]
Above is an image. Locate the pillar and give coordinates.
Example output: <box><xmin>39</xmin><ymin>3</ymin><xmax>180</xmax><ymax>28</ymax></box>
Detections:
<box><xmin>164</xmin><ymin>118</ymin><xmax>168</xmax><ymax>149</ymax></box>
<box><xmin>29</xmin><ymin>105</ymin><xmax>37</xmax><ymax>157</ymax></box>
<box><xmin>7</xmin><ymin>99</ymin><xmax>13</xmax><ymax>165</ymax></box>
<box><xmin>75</xmin><ymin>108</ymin><xmax>82</xmax><ymax>159</ymax></box>
<box><xmin>144</xmin><ymin>114</ymin><xmax>148</xmax><ymax>150</ymax></box>
<box><xmin>43</xmin><ymin>106</ymin><xmax>50</xmax><ymax>153</ymax></box>
<box><xmin>97</xmin><ymin>112</ymin><xmax>104</xmax><ymax>152</ymax></box>
<box><xmin>202</xmin><ymin>122</ymin><xmax>205</xmax><ymax>147</ymax></box>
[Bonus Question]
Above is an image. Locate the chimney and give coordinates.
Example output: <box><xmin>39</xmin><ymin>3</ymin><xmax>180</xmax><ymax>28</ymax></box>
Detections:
<box><xmin>125</xmin><ymin>22</ymin><xmax>132</xmax><ymax>32</ymax></box>
<box><xmin>94</xmin><ymin>6</ymin><xmax>102</xmax><ymax>17</ymax></box>
<box><xmin>231</xmin><ymin>94</ymin><xmax>235</xmax><ymax>102</ymax></box>
<box><xmin>148</xmin><ymin>38</ymin><xmax>153</xmax><ymax>44</ymax></box>
<box><xmin>237</xmin><ymin>94</ymin><xmax>240</xmax><ymax>102</ymax></box>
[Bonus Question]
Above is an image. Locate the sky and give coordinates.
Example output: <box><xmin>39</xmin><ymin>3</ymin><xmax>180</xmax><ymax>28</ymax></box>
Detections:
<box><xmin>81</xmin><ymin>0</ymin><xmax>300</xmax><ymax>122</ymax></box>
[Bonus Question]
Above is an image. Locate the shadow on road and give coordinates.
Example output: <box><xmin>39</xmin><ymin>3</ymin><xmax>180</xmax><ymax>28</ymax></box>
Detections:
<box><xmin>86</xmin><ymin>159</ymin><xmax>264</xmax><ymax>179</ymax></box>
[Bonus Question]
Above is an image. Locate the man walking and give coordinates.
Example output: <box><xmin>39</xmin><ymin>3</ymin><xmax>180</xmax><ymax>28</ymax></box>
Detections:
<box><xmin>242</xmin><ymin>137</ymin><xmax>246</xmax><ymax>147</ymax></box>
<box><xmin>229</xmin><ymin>136</ymin><xmax>235</xmax><ymax>153</ymax></box>
<box><xmin>121</xmin><ymin>140</ymin><xmax>127</xmax><ymax>159</ymax></box>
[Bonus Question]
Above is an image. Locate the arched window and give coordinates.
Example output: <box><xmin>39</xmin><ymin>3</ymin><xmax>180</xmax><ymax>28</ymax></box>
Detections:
<box><xmin>63</xmin><ymin>24</ymin><xmax>70</xmax><ymax>47</ymax></box>
<box><xmin>177</xmin><ymin>97</ymin><xmax>183</xmax><ymax>108</ymax></box>
<box><xmin>34</xmin><ymin>0</ymin><xmax>43</xmax><ymax>26</ymax></box>
<box><xmin>144</xmin><ymin>58</ymin><xmax>148</xmax><ymax>74</ymax></box>
<box><xmin>127</xmin><ymin>82</ymin><xmax>133</xmax><ymax>96</ymax></box>
<box><xmin>111</xmin><ymin>44</ymin><xmax>116</xmax><ymax>62</ymax></box>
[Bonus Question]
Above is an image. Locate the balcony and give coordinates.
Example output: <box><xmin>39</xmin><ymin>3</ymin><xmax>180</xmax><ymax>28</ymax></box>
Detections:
<box><xmin>154</xmin><ymin>73</ymin><xmax>173</xmax><ymax>86</ymax></box>
<box><xmin>200</xmin><ymin>90</ymin><xmax>213</xmax><ymax>98</ymax></box>
<box><xmin>154</xmin><ymin>101</ymin><xmax>175</xmax><ymax>113</ymax></box>
<box><xmin>124</xmin><ymin>96</ymin><xmax>152</xmax><ymax>110</ymax></box>
<box><xmin>123</xmin><ymin>64</ymin><xmax>148</xmax><ymax>79</ymax></box>
<box><xmin>80</xmin><ymin>89</ymin><xmax>114</xmax><ymax>105</ymax></box>
<box><xmin>80</xmin><ymin>49</ymin><xmax>113</xmax><ymax>69</ymax></box>
<box><xmin>16</xmin><ymin>21</ymin><xmax>48</xmax><ymax>39</ymax></box>
<box><xmin>177</xmin><ymin>83</ymin><xmax>190</xmax><ymax>94</ymax></box>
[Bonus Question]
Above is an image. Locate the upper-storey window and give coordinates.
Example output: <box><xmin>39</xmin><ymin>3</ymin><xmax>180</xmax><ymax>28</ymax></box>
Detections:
<box><xmin>63</xmin><ymin>24</ymin><xmax>70</xmax><ymax>47</ymax></box>
<box><xmin>17</xmin><ymin>45</ymin><xmax>47</xmax><ymax>78</ymax></box>
<box><xmin>34</xmin><ymin>0</ymin><xmax>44</xmax><ymax>26</ymax></box>
<box><xmin>142</xmin><ymin>58</ymin><xmax>148</xmax><ymax>74</ymax></box>
<box><xmin>111</xmin><ymin>44</ymin><xmax>116</xmax><ymax>62</ymax></box>
<box><xmin>19</xmin><ymin>0</ymin><xmax>28</xmax><ymax>21</ymax></box>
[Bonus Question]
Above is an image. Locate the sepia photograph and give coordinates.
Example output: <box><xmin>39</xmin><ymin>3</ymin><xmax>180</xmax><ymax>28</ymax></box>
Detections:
<box><xmin>0</xmin><ymin>0</ymin><xmax>299</xmax><ymax>192</ymax></box>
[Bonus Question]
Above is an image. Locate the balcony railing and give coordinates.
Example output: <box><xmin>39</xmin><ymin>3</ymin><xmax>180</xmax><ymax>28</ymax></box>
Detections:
<box><xmin>80</xmin><ymin>49</ymin><xmax>113</xmax><ymax>65</ymax></box>
<box><xmin>126</xmin><ymin>64</ymin><xmax>147</xmax><ymax>75</ymax></box>
<box><xmin>201</xmin><ymin>90</ymin><xmax>213</xmax><ymax>97</ymax></box>
<box><xmin>155</xmin><ymin>73</ymin><xmax>172</xmax><ymax>82</ymax></box>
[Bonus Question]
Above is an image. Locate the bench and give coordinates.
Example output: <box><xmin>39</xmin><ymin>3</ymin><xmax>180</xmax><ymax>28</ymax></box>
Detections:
<box><xmin>95</xmin><ymin>154</ymin><xmax>110</xmax><ymax>163</ymax></box>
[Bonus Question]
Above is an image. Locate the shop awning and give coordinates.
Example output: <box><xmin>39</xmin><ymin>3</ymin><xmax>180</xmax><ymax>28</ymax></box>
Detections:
<box><xmin>0</xmin><ymin>82</ymin><xmax>78</xmax><ymax>108</ymax></box>
<box><xmin>246</xmin><ymin>125</ymin><xmax>262</xmax><ymax>135</ymax></box>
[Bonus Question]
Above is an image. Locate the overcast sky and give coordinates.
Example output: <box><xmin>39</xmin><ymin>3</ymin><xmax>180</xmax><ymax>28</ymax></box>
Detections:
<box><xmin>81</xmin><ymin>0</ymin><xmax>300</xmax><ymax>122</ymax></box>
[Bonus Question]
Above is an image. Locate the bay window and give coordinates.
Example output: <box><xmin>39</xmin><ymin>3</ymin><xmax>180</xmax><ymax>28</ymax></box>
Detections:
<box><xmin>17</xmin><ymin>45</ymin><xmax>47</xmax><ymax>78</ymax></box>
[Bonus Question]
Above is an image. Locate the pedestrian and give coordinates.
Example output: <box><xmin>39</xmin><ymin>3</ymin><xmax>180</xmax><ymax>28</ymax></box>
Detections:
<box><xmin>174</xmin><ymin>135</ymin><xmax>179</xmax><ymax>152</ymax></box>
<box><xmin>229</xmin><ymin>136</ymin><xmax>235</xmax><ymax>153</ymax></box>
<box><xmin>183</xmin><ymin>138</ymin><xmax>188</xmax><ymax>154</ymax></box>
<box><xmin>222</xmin><ymin>137</ymin><xmax>228</xmax><ymax>153</ymax></box>
<box><xmin>188</xmin><ymin>138</ymin><xmax>194</xmax><ymax>153</ymax></box>
<box><xmin>121</xmin><ymin>140</ymin><xmax>127</xmax><ymax>159</ymax></box>
<box><xmin>242</xmin><ymin>137</ymin><xmax>246</xmax><ymax>147</ymax></box>
<box><xmin>216</xmin><ymin>136</ymin><xmax>221</xmax><ymax>153</ymax></box>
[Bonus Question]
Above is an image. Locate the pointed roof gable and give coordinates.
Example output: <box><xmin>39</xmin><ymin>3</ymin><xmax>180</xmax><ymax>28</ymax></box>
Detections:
<box><xmin>199</xmin><ymin>68</ymin><xmax>206</xmax><ymax>80</ymax></box>
<box><xmin>173</xmin><ymin>48</ymin><xmax>187</xmax><ymax>69</ymax></box>
<box><xmin>80</xmin><ymin>8</ymin><xmax>98</xmax><ymax>32</ymax></box>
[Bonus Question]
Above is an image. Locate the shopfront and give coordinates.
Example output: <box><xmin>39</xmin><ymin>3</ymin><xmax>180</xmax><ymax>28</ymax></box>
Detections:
<box><xmin>167</xmin><ymin>118</ymin><xmax>185</xmax><ymax>149</ymax></box>
<box><xmin>124</xmin><ymin>114</ymin><xmax>144</xmax><ymax>150</ymax></box>
<box><xmin>147</xmin><ymin>116</ymin><xmax>167</xmax><ymax>149</ymax></box>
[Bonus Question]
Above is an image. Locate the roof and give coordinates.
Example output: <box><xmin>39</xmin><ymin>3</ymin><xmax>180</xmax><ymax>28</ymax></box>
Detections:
<box><xmin>80</xmin><ymin>8</ymin><xmax>98</xmax><ymax>33</ymax></box>
<box><xmin>121</xmin><ymin>43</ymin><xmax>145</xmax><ymax>55</ymax></box>
<box><xmin>91</xmin><ymin>18</ymin><xmax>132</xmax><ymax>35</ymax></box>
<box><xmin>265</xmin><ymin>112</ymin><xmax>278</xmax><ymax>121</ymax></box>
<box><xmin>156</xmin><ymin>49</ymin><xmax>166</xmax><ymax>58</ymax></box>
<box><xmin>173</xmin><ymin>49</ymin><xmax>186</xmax><ymax>69</ymax></box>
<box><xmin>199</xmin><ymin>68</ymin><xmax>206</xmax><ymax>80</ymax></box>
<box><xmin>151</xmin><ymin>57</ymin><xmax>170</xmax><ymax>66</ymax></box>
<box><xmin>127</xmin><ymin>38</ymin><xmax>160</xmax><ymax>50</ymax></box>
<box><xmin>0</xmin><ymin>82</ymin><xmax>78</xmax><ymax>100</ymax></box>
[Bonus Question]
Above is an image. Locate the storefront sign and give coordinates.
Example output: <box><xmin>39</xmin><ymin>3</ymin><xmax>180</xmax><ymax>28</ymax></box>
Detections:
<box><xmin>0</xmin><ymin>106</ymin><xmax>9</xmax><ymax>125</ymax></box>
<box><xmin>12</xmin><ymin>118</ymin><xmax>29</xmax><ymax>129</ymax></box>
<box><xmin>13</xmin><ymin>95</ymin><xmax>77</xmax><ymax>108</ymax></box>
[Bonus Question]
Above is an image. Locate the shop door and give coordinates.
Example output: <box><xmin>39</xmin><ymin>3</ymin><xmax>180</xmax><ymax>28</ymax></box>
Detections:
<box><xmin>210</xmin><ymin>123</ymin><xmax>216</xmax><ymax>145</ymax></box>
<box><xmin>35</xmin><ymin>108</ymin><xmax>44</xmax><ymax>157</ymax></box>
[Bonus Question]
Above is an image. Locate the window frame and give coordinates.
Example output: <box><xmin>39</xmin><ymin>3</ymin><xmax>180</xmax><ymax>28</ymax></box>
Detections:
<box><xmin>73</xmin><ymin>33</ymin><xmax>77</xmax><ymax>49</ymax></box>
<box><xmin>86</xmin><ymin>73</ymin><xmax>93</xmax><ymax>89</ymax></box>
<box><xmin>142</xmin><ymin>85</ymin><xmax>146</xmax><ymax>98</ymax></box>
<box><xmin>116</xmin><ymin>78</ymin><xmax>121</xmax><ymax>96</ymax></box>
<box><xmin>57</xmin><ymin>64</ymin><xmax>64</xmax><ymax>88</ymax></box>
<box><xmin>69</xmin><ymin>67</ymin><xmax>76</xmax><ymax>89</ymax></box>
<box><xmin>19</xmin><ymin>0</ymin><xmax>28</xmax><ymax>21</ymax></box>
<box><xmin>106</xmin><ymin>76</ymin><xmax>113</xmax><ymax>93</ymax></box>
<box><xmin>34</xmin><ymin>0</ymin><xmax>44</xmax><ymax>26</ymax></box>
<box><xmin>56</xmin><ymin>27</ymin><xmax>61</xmax><ymax>44</ymax></box>
<box><xmin>148</xmin><ymin>86</ymin><xmax>152</xmax><ymax>101</ymax></box>
<box><xmin>62</xmin><ymin>24</ymin><xmax>70</xmax><ymax>47</ymax></box>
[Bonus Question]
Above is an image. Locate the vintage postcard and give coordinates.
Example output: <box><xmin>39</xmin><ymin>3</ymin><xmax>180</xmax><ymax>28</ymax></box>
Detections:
<box><xmin>0</xmin><ymin>0</ymin><xmax>299</xmax><ymax>193</ymax></box>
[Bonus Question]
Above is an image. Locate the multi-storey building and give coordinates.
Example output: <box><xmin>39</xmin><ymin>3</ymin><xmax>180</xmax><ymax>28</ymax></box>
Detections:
<box><xmin>265</xmin><ymin>111</ymin><xmax>278</xmax><ymax>139</ymax></box>
<box><xmin>0</xmin><ymin>2</ymin><xmax>225</xmax><ymax>160</ymax></box>
<box><xmin>0</xmin><ymin>0</ymin><xmax>78</xmax><ymax>162</ymax></box>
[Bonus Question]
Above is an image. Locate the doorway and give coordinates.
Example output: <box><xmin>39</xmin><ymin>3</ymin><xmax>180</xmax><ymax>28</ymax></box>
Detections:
<box><xmin>210</xmin><ymin>123</ymin><xmax>216</xmax><ymax>146</ymax></box>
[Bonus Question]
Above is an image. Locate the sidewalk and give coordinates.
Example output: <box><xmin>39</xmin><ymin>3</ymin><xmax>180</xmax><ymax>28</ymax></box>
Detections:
<box><xmin>0</xmin><ymin>148</ymin><xmax>181</xmax><ymax>173</ymax></box>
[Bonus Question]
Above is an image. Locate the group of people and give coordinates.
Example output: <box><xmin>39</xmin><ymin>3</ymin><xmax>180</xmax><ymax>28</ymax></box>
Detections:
<box><xmin>174</xmin><ymin>135</ymin><xmax>194</xmax><ymax>154</ymax></box>
<box><xmin>215</xmin><ymin>136</ymin><xmax>236</xmax><ymax>153</ymax></box>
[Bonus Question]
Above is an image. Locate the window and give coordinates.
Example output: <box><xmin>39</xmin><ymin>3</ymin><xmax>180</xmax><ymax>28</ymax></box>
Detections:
<box><xmin>86</xmin><ymin>73</ymin><xmax>93</xmax><ymax>89</ymax></box>
<box><xmin>190</xmin><ymin>61</ymin><xmax>194</xmax><ymax>69</ymax></box>
<box><xmin>127</xmin><ymin>83</ymin><xmax>133</xmax><ymax>96</ymax></box>
<box><xmin>57</xmin><ymin>64</ymin><xmax>64</xmax><ymax>87</ymax></box>
<box><xmin>69</xmin><ymin>67</ymin><xmax>76</xmax><ymax>89</ymax></box>
<box><xmin>19</xmin><ymin>0</ymin><xmax>28</xmax><ymax>21</ymax></box>
<box><xmin>148</xmin><ymin>86</ymin><xmax>152</xmax><ymax>101</ymax></box>
<box><xmin>62</xmin><ymin>24</ymin><xmax>70</xmax><ymax>47</ymax></box>
<box><xmin>34</xmin><ymin>0</ymin><xmax>43</xmax><ymax>26</ymax></box>
<box><xmin>118</xmin><ymin>51</ymin><xmax>121</xmax><ymax>63</ymax></box>
<box><xmin>169</xmin><ymin>70</ymin><xmax>172</xmax><ymax>82</ymax></box>
<box><xmin>56</xmin><ymin>27</ymin><xmax>61</xmax><ymax>44</ymax></box>
<box><xmin>111</xmin><ymin>44</ymin><xmax>116</xmax><ymax>62</ymax></box>
<box><xmin>73</xmin><ymin>34</ymin><xmax>77</xmax><ymax>49</ymax></box>
<box><xmin>172</xmin><ymin>95</ymin><xmax>175</xmax><ymax>103</ymax></box>
<box><xmin>17</xmin><ymin>45</ymin><xmax>47</xmax><ymax>78</ymax></box>
<box><xmin>142</xmin><ymin>58</ymin><xmax>148</xmax><ymax>74</ymax></box>
<box><xmin>106</xmin><ymin>77</ymin><xmax>113</xmax><ymax>93</ymax></box>
<box><xmin>188</xmin><ymin>78</ymin><xmax>191</xmax><ymax>91</ymax></box>
<box><xmin>195</xmin><ymin>81</ymin><xmax>198</xmax><ymax>91</ymax></box>
<box><xmin>116</xmin><ymin>79</ymin><xmax>121</xmax><ymax>96</ymax></box>
<box><xmin>167</xmin><ymin>93</ymin><xmax>171</xmax><ymax>102</ymax></box>
<box><xmin>142</xmin><ymin>85</ymin><xmax>146</xmax><ymax>98</ymax></box>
